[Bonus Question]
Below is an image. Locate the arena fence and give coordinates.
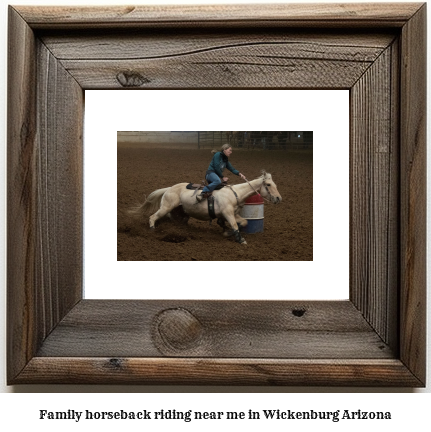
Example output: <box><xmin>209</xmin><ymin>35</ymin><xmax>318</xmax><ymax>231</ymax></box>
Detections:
<box><xmin>117</xmin><ymin>131</ymin><xmax>197</xmax><ymax>144</ymax></box>
<box><xmin>197</xmin><ymin>131</ymin><xmax>225</xmax><ymax>149</ymax></box>
<box><xmin>198</xmin><ymin>131</ymin><xmax>313</xmax><ymax>150</ymax></box>
<box><xmin>117</xmin><ymin>131</ymin><xmax>313</xmax><ymax>150</ymax></box>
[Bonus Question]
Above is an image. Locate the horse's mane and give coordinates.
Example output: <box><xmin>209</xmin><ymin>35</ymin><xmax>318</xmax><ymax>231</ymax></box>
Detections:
<box><xmin>259</xmin><ymin>170</ymin><xmax>271</xmax><ymax>180</ymax></box>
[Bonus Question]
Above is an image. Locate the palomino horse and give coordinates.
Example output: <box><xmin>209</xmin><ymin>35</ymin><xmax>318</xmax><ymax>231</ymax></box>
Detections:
<box><xmin>129</xmin><ymin>171</ymin><xmax>282</xmax><ymax>244</ymax></box>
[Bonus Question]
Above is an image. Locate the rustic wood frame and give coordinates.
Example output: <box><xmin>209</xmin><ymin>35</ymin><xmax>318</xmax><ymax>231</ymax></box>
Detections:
<box><xmin>7</xmin><ymin>3</ymin><xmax>426</xmax><ymax>386</ymax></box>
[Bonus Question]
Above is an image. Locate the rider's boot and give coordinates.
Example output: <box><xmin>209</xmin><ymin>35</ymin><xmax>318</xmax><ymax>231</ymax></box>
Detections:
<box><xmin>196</xmin><ymin>191</ymin><xmax>211</xmax><ymax>203</ymax></box>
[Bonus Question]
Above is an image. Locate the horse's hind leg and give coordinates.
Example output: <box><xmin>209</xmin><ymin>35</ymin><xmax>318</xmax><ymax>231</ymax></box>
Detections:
<box><xmin>169</xmin><ymin>205</ymin><xmax>189</xmax><ymax>224</ymax></box>
<box><xmin>149</xmin><ymin>193</ymin><xmax>180</xmax><ymax>229</ymax></box>
<box><xmin>149</xmin><ymin>208</ymin><xmax>169</xmax><ymax>229</ymax></box>
<box><xmin>217</xmin><ymin>217</ymin><xmax>227</xmax><ymax>232</ymax></box>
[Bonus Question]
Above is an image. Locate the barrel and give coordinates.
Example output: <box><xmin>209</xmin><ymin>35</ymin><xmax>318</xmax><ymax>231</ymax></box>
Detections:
<box><xmin>240</xmin><ymin>194</ymin><xmax>264</xmax><ymax>233</ymax></box>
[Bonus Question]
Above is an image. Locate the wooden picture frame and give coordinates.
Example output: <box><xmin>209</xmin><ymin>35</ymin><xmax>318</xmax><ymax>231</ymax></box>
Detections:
<box><xmin>7</xmin><ymin>3</ymin><xmax>426</xmax><ymax>386</ymax></box>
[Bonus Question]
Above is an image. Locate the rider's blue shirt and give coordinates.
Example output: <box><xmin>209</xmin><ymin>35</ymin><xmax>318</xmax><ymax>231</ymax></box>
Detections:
<box><xmin>207</xmin><ymin>151</ymin><xmax>239</xmax><ymax>178</ymax></box>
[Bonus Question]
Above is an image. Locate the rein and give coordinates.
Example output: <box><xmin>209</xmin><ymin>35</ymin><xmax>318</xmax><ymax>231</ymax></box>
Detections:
<box><xmin>244</xmin><ymin>178</ymin><xmax>272</xmax><ymax>203</ymax></box>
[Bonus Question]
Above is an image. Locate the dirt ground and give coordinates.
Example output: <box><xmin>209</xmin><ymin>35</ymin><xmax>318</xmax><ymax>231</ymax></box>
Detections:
<box><xmin>118</xmin><ymin>143</ymin><xmax>312</xmax><ymax>261</ymax></box>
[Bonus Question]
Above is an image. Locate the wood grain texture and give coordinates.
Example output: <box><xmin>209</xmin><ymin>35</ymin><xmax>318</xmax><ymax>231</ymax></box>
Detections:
<box><xmin>15</xmin><ymin>3</ymin><xmax>423</xmax><ymax>28</ymax></box>
<box><xmin>7</xmin><ymin>6</ymin><xmax>83</xmax><ymax>383</ymax></box>
<box><xmin>51</xmin><ymin>32</ymin><xmax>394</xmax><ymax>89</ymax></box>
<box><xmin>15</xmin><ymin>358</ymin><xmax>423</xmax><ymax>386</ymax></box>
<box><xmin>41</xmin><ymin>31</ymin><xmax>395</xmax><ymax>60</ymax></box>
<box><xmin>7</xmin><ymin>6</ymin><xmax>38</xmax><ymax>381</ymax></box>
<box><xmin>399</xmin><ymin>3</ymin><xmax>427</xmax><ymax>385</ymax></box>
<box><xmin>35</xmin><ymin>40</ymin><xmax>84</xmax><ymax>335</ymax></box>
<box><xmin>350</xmin><ymin>44</ymin><xmax>399</xmax><ymax>348</ymax></box>
<box><xmin>36</xmin><ymin>300</ymin><xmax>394</xmax><ymax>359</ymax></box>
<box><xmin>7</xmin><ymin>3</ymin><xmax>427</xmax><ymax>386</ymax></box>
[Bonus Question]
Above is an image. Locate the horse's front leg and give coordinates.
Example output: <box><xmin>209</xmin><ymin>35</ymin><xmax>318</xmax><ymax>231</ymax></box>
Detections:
<box><xmin>235</xmin><ymin>213</ymin><xmax>248</xmax><ymax>230</ymax></box>
<box><xmin>224</xmin><ymin>214</ymin><xmax>247</xmax><ymax>236</ymax></box>
<box><xmin>222</xmin><ymin>211</ymin><xmax>247</xmax><ymax>245</ymax></box>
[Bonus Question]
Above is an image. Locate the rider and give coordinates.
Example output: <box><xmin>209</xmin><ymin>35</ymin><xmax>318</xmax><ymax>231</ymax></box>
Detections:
<box><xmin>196</xmin><ymin>143</ymin><xmax>246</xmax><ymax>202</ymax></box>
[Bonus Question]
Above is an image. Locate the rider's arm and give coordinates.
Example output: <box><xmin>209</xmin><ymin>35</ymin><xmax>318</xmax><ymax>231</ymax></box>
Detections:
<box><xmin>226</xmin><ymin>161</ymin><xmax>239</xmax><ymax>176</ymax></box>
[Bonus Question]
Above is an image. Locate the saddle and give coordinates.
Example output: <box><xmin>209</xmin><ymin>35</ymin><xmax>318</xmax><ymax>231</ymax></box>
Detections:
<box><xmin>187</xmin><ymin>180</ymin><xmax>227</xmax><ymax>222</ymax></box>
<box><xmin>186</xmin><ymin>181</ymin><xmax>227</xmax><ymax>191</ymax></box>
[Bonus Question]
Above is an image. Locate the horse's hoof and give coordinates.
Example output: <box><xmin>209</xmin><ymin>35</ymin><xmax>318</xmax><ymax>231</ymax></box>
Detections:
<box><xmin>150</xmin><ymin>226</ymin><xmax>155</xmax><ymax>230</ymax></box>
<box><xmin>240</xmin><ymin>239</ymin><xmax>247</xmax><ymax>245</ymax></box>
<box><xmin>223</xmin><ymin>229</ymin><xmax>235</xmax><ymax>238</ymax></box>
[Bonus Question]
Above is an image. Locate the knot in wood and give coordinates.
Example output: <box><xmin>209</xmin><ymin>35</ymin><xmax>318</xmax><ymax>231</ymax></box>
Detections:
<box><xmin>155</xmin><ymin>308</ymin><xmax>203</xmax><ymax>351</ymax></box>
<box><xmin>108</xmin><ymin>358</ymin><xmax>123</xmax><ymax>369</ymax></box>
<box><xmin>116</xmin><ymin>71</ymin><xmax>150</xmax><ymax>87</ymax></box>
<box><xmin>292</xmin><ymin>308</ymin><xmax>306</xmax><ymax>317</ymax></box>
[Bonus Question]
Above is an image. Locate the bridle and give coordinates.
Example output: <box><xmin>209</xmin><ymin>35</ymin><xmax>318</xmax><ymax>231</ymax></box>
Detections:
<box><xmin>227</xmin><ymin>177</ymin><xmax>275</xmax><ymax>206</ymax></box>
<box><xmin>244</xmin><ymin>177</ymin><xmax>273</xmax><ymax>203</ymax></box>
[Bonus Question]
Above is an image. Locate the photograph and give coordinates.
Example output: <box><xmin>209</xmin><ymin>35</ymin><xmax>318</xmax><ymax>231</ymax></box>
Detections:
<box><xmin>117</xmin><ymin>131</ymin><xmax>313</xmax><ymax>261</ymax></box>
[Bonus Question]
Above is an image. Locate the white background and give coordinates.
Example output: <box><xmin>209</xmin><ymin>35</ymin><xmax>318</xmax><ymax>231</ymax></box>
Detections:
<box><xmin>0</xmin><ymin>0</ymin><xmax>429</xmax><ymax>424</ymax></box>
<box><xmin>85</xmin><ymin>90</ymin><xmax>349</xmax><ymax>300</ymax></box>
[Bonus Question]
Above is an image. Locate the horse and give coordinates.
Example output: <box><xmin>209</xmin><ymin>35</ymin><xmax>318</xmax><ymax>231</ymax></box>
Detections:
<box><xmin>128</xmin><ymin>171</ymin><xmax>282</xmax><ymax>245</ymax></box>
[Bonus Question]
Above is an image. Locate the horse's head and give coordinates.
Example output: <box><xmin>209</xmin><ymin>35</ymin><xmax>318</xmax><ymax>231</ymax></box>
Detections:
<box><xmin>259</xmin><ymin>171</ymin><xmax>282</xmax><ymax>204</ymax></box>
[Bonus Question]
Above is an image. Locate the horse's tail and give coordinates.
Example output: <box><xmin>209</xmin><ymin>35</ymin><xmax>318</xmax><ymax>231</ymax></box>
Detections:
<box><xmin>128</xmin><ymin>187</ymin><xmax>169</xmax><ymax>219</ymax></box>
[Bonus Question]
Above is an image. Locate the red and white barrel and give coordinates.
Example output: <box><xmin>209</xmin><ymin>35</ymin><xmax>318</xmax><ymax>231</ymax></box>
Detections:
<box><xmin>240</xmin><ymin>194</ymin><xmax>264</xmax><ymax>233</ymax></box>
